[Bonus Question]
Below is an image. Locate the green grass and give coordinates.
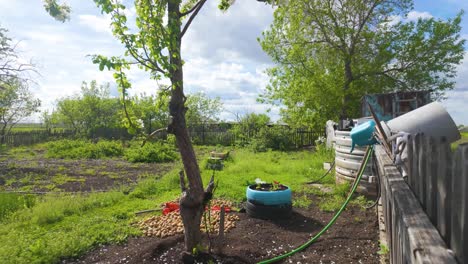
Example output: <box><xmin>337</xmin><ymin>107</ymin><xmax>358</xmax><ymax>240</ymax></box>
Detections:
<box><xmin>0</xmin><ymin>146</ymin><xmax>338</xmax><ymax>263</ymax></box>
<box><xmin>452</xmin><ymin>132</ymin><xmax>468</xmax><ymax>150</ymax></box>
<box><xmin>199</xmin><ymin>147</ymin><xmax>334</xmax><ymax>203</ymax></box>
<box><xmin>0</xmin><ymin>173</ymin><xmax>181</xmax><ymax>264</ymax></box>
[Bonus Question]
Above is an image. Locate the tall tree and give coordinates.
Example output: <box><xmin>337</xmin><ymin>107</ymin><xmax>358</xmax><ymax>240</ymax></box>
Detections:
<box><xmin>0</xmin><ymin>78</ymin><xmax>41</xmax><ymax>144</ymax></box>
<box><xmin>90</xmin><ymin>0</ymin><xmax>270</xmax><ymax>254</ymax></box>
<box><xmin>260</xmin><ymin>0</ymin><xmax>465</xmax><ymax>125</ymax></box>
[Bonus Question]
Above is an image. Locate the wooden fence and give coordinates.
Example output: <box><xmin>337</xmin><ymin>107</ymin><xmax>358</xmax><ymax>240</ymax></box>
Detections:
<box><xmin>0</xmin><ymin>130</ymin><xmax>75</xmax><ymax>147</ymax></box>
<box><xmin>376</xmin><ymin>135</ymin><xmax>468</xmax><ymax>264</ymax></box>
<box><xmin>1</xmin><ymin>125</ymin><xmax>324</xmax><ymax>148</ymax></box>
<box><xmin>188</xmin><ymin>126</ymin><xmax>324</xmax><ymax>147</ymax></box>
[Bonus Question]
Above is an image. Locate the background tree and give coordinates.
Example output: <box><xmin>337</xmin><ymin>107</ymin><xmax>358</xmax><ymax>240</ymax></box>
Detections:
<box><xmin>127</xmin><ymin>92</ymin><xmax>170</xmax><ymax>135</ymax></box>
<box><xmin>0</xmin><ymin>78</ymin><xmax>41</xmax><ymax>144</ymax></box>
<box><xmin>185</xmin><ymin>92</ymin><xmax>223</xmax><ymax>126</ymax></box>
<box><xmin>260</xmin><ymin>0</ymin><xmax>466</xmax><ymax>126</ymax></box>
<box><xmin>51</xmin><ymin>81</ymin><xmax>122</xmax><ymax>136</ymax></box>
<box><xmin>0</xmin><ymin>26</ymin><xmax>35</xmax><ymax>91</ymax></box>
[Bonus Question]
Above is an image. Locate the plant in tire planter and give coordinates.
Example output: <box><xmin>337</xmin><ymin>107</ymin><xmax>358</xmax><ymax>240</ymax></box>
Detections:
<box><xmin>246</xmin><ymin>180</ymin><xmax>292</xmax><ymax>219</ymax></box>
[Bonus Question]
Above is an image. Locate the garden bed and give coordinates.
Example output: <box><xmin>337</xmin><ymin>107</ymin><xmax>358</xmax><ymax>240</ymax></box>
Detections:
<box><xmin>67</xmin><ymin>193</ymin><xmax>379</xmax><ymax>264</ymax></box>
<box><xmin>0</xmin><ymin>146</ymin><xmax>176</xmax><ymax>192</ymax></box>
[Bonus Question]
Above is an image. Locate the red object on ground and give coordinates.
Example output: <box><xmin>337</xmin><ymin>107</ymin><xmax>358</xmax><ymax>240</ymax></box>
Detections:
<box><xmin>162</xmin><ymin>202</ymin><xmax>231</xmax><ymax>215</ymax></box>
<box><xmin>210</xmin><ymin>206</ymin><xmax>231</xmax><ymax>213</ymax></box>
<box><xmin>162</xmin><ymin>202</ymin><xmax>180</xmax><ymax>215</ymax></box>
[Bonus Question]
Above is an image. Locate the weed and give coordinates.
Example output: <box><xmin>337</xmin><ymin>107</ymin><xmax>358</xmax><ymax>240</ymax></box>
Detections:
<box><xmin>84</xmin><ymin>168</ymin><xmax>96</xmax><ymax>175</ymax></box>
<box><xmin>293</xmin><ymin>194</ymin><xmax>312</xmax><ymax>208</ymax></box>
<box><xmin>377</xmin><ymin>241</ymin><xmax>389</xmax><ymax>255</ymax></box>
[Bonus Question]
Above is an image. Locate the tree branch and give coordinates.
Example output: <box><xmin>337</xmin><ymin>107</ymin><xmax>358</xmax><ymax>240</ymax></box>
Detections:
<box><xmin>181</xmin><ymin>0</ymin><xmax>207</xmax><ymax>38</ymax></box>
<box><xmin>141</xmin><ymin>127</ymin><xmax>167</xmax><ymax>147</ymax></box>
<box><xmin>179</xmin><ymin>1</ymin><xmax>202</xmax><ymax>17</ymax></box>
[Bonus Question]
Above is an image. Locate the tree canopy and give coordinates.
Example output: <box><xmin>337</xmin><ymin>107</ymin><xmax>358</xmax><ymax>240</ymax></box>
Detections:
<box><xmin>260</xmin><ymin>0</ymin><xmax>466</xmax><ymax>127</ymax></box>
<box><xmin>0</xmin><ymin>78</ymin><xmax>41</xmax><ymax>143</ymax></box>
<box><xmin>50</xmin><ymin>81</ymin><xmax>122</xmax><ymax>136</ymax></box>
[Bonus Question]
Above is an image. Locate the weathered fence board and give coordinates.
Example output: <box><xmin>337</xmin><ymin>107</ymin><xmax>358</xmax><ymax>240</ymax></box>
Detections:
<box><xmin>387</xmin><ymin>133</ymin><xmax>468</xmax><ymax>263</ymax></box>
<box><xmin>449</xmin><ymin>144</ymin><xmax>468</xmax><ymax>263</ymax></box>
<box><xmin>376</xmin><ymin>145</ymin><xmax>457</xmax><ymax>263</ymax></box>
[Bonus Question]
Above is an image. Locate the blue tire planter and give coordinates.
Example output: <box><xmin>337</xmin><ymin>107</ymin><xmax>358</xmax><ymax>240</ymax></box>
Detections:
<box><xmin>246</xmin><ymin>184</ymin><xmax>292</xmax><ymax>219</ymax></box>
<box><xmin>246</xmin><ymin>184</ymin><xmax>292</xmax><ymax>206</ymax></box>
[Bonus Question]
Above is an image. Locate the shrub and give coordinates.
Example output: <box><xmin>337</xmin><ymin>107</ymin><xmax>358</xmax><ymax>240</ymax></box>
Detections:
<box><xmin>45</xmin><ymin>139</ymin><xmax>123</xmax><ymax>159</ymax></box>
<box><xmin>250</xmin><ymin>127</ymin><xmax>294</xmax><ymax>152</ymax></box>
<box><xmin>124</xmin><ymin>141</ymin><xmax>178</xmax><ymax>163</ymax></box>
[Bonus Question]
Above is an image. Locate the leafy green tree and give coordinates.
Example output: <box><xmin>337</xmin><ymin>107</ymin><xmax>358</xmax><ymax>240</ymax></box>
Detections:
<box><xmin>128</xmin><ymin>92</ymin><xmax>170</xmax><ymax>135</ymax></box>
<box><xmin>0</xmin><ymin>26</ymin><xmax>40</xmax><ymax>143</ymax></box>
<box><xmin>185</xmin><ymin>92</ymin><xmax>223</xmax><ymax>126</ymax></box>
<box><xmin>89</xmin><ymin>0</ymin><xmax>271</xmax><ymax>252</ymax></box>
<box><xmin>0</xmin><ymin>78</ymin><xmax>41</xmax><ymax>144</ymax></box>
<box><xmin>260</xmin><ymin>0</ymin><xmax>466</xmax><ymax>126</ymax></box>
<box><xmin>51</xmin><ymin>81</ymin><xmax>122</xmax><ymax>136</ymax></box>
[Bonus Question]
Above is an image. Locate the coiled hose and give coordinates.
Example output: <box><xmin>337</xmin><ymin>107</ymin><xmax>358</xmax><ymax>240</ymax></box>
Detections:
<box><xmin>257</xmin><ymin>145</ymin><xmax>374</xmax><ymax>264</ymax></box>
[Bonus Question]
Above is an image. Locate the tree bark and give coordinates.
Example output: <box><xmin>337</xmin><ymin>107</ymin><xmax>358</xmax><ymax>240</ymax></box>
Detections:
<box><xmin>340</xmin><ymin>59</ymin><xmax>353</xmax><ymax>120</ymax></box>
<box><xmin>167</xmin><ymin>0</ymin><xmax>206</xmax><ymax>253</ymax></box>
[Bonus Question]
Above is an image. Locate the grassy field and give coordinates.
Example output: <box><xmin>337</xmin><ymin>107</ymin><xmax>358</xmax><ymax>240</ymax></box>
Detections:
<box><xmin>0</xmin><ymin>143</ymin><xmax>348</xmax><ymax>263</ymax></box>
<box><xmin>452</xmin><ymin>132</ymin><xmax>468</xmax><ymax>149</ymax></box>
<box><xmin>9</xmin><ymin>123</ymin><xmax>48</xmax><ymax>132</ymax></box>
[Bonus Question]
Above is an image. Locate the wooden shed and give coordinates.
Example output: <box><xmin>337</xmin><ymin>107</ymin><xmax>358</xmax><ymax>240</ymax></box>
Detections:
<box><xmin>361</xmin><ymin>91</ymin><xmax>432</xmax><ymax>122</ymax></box>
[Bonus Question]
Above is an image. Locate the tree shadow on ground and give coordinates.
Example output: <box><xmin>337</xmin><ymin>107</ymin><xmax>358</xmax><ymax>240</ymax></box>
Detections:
<box><xmin>269</xmin><ymin>210</ymin><xmax>324</xmax><ymax>233</ymax></box>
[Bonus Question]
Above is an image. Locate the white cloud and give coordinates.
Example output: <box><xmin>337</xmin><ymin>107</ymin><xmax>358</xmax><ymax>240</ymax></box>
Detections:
<box><xmin>78</xmin><ymin>14</ymin><xmax>112</xmax><ymax>34</ymax></box>
<box><xmin>441</xmin><ymin>51</ymin><xmax>468</xmax><ymax>125</ymax></box>
<box><xmin>406</xmin><ymin>11</ymin><xmax>433</xmax><ymax>21</ymax></box>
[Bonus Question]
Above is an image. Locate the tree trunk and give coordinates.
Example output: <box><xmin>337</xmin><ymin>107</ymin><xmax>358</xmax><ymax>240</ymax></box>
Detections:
<box><xmin>340</xmin><ymin>59</ymin><xmax>353</xmax><ymax>120</ymax></box>
<box><xmin>167</xmin><ymin>0</ymin><xmax>207</xmax><ymax>253</ymax></box>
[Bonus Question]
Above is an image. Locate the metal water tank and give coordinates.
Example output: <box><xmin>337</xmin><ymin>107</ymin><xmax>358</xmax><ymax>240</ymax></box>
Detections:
<box><xmin>334</xmin><ymin>130</ymin><xmax>376</xmax><ymax>195</ymax></box>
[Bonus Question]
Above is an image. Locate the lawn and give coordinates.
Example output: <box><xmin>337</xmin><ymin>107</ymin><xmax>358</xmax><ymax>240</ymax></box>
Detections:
<box><xmin>0</xmin><ymin>142</ymin><xmax>346</xmax><ymax>263</ymax></box>
<box><xmin>452</xmin><ymin>132</ymin><xmax>468</xmax><ymax>149</ymax></box>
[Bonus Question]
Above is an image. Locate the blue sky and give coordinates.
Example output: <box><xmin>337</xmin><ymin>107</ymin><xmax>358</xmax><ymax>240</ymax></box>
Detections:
<box><xmin>0</xmin><ymin>0</ymin><xmax>467</xmax><ymax>125</ymax></box>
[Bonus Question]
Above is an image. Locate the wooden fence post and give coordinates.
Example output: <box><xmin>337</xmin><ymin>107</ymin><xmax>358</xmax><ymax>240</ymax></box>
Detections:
<box><xmin>436</xmin><ymin>138</ymin><xmax>452</xmax><ymax>243</ymax></box>
<box><xmin>450</xmin><ymin>144</ymin><xmax>468</xmax><ymax>263</ymax></box>
<box><xmin>426</xmin><ymin>137</ymin><xmax>437</xmax><ymax>224</ymax></box>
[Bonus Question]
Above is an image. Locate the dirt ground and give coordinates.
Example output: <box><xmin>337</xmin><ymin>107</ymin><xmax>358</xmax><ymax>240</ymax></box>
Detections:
<box><xmin>66</xmin><ymin>193</ymin><xmax>380</xmax><ymax>264</ymax></box>
<box><xmin>0</xmin><ymin>156</ymin><xmax>175</xmax><ymax>192</ymax></box>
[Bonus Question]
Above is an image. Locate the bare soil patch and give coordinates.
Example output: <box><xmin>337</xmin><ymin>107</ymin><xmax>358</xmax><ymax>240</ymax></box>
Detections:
<box><xmin>66</xmin><ymin>193</ymin><xmax>379</xmax><ymax>264</ymax></box>
<box><xmin>0</xmin><ymin>157</ymin><xmax>175</xmax><ymax>192</ymax></box>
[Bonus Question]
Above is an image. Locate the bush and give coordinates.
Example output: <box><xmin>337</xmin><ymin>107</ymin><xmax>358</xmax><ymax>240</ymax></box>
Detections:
<box><xmin>45</xmin><ymin>139</ymin><xmax>123</xmax><ymax>159</ymax></box>
<box><xmin>250</xmin><ymin>127</ymin><xmax>294</xmax><ymax>152</ymax></box>
<box><xmin>124</xmin><ymin>141</ymin><xmax>178</xmax><ymax>163</ymax></box>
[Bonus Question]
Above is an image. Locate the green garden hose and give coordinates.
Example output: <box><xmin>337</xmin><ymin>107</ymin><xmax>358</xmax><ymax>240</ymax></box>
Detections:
<box><xmin>258</xmin><ymin>145</ymin><xmax>374</xmax><ymax>264</ymax></box>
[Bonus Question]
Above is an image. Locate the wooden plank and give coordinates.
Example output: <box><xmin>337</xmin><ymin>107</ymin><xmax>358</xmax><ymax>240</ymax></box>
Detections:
<box><xmin>411</xmin><ymin>134</ymin><xmax>421</xmax><ymax>202</ymax></box>
<box><xmin>426</xmin><ymin>137</ymin><xmax>437</xmax><ymax>224</ymax></box>
<box><xmin>451</xmin><ymin>145</ymin><xmax>463</xmax><ymax>262</ymax></box>
<box><xmin>406</xmin><ymin>134</ymin><xmax>415</xmax><ymax>192</ymax></box>
<box><xmin>436</xmin><ymin>138</ymin><xmax>452</xmax><ymax>243</ymax></box>
<box><xmin>462</xmin><ymin>144</ymin><xmax>468</xmax><ymax>264</ymax></box>
<box><xmin>417</xmin><ymin>133</ymin><xmax>427</xmax><ymax>209</ymax></box>
<box><xmin>450</xmin><ymin>144</ymin><xmax>468</xmax><ymax>263</ymax></box>
<box><xmin>375</xmin><ymin>146</ymin><xmax>457</xmax><ymax>264</ymax></box>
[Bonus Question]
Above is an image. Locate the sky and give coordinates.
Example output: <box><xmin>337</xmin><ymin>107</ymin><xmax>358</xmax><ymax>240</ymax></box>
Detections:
<box><xmin>0</xmin><ymin>0</ymin><xmax>467</xmax><ymax>125</ymax></box>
